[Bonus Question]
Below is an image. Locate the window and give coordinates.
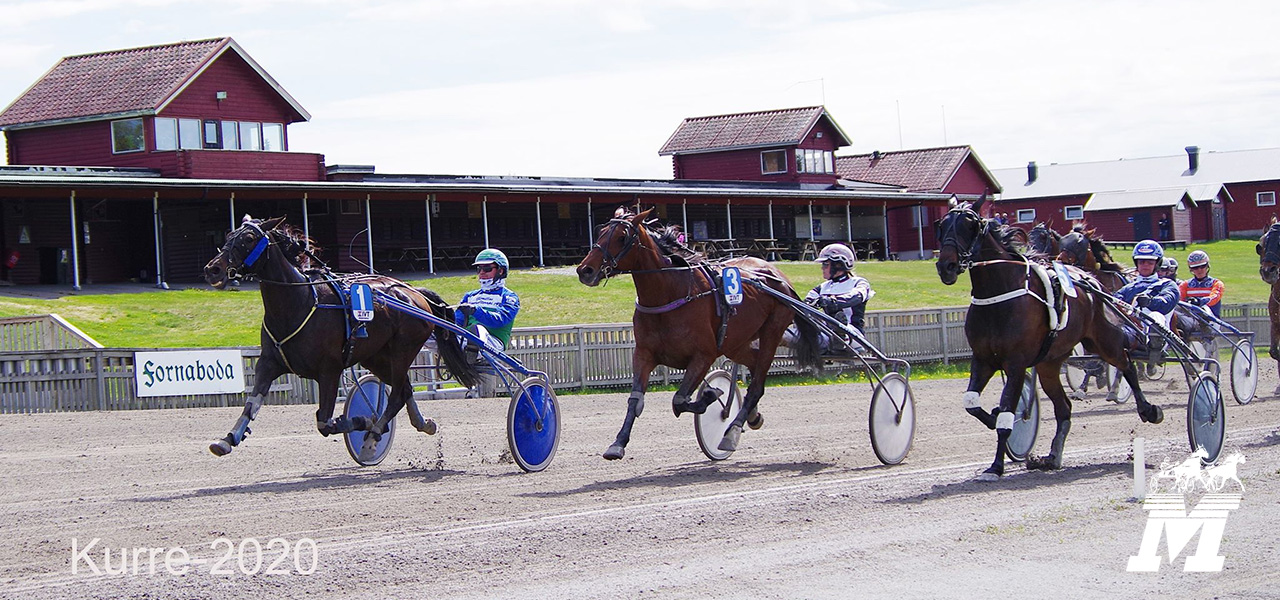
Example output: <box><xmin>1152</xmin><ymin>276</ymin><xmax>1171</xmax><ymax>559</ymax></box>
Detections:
<box><xmin>203</xmin><ymin>120</ymin><xmax>221</xmax><ymax>149</ymax></box>
<box><xmin>178</xmin><ymin>118</ymin><xmax>201</xmax><ymax>149</ymax></box>
<box><xmin>221</xmin><ymin>121</ymin><xmax>239</xmax><ymax>150</ymax></box>
<box><xmin>1064</xmin><ymin>205</ymin><xmax>1084</xmax><ymax>220</ymax></box>
<box><xmin>239</xmin><ymin>122</ymin><xmax>261</xmax><ymax>150</ymax></box>
<box><xmin>154</xmin><ymin>118</ymin><xmax>177</xmax><ymax>151</ymax></box>
<box><xmin>761</xmin><ymin>150</ymin><xmax>786</xmax><ymax>174</ymax></box>
<box><xmin>341</xmin><ymin>199</ymin><xmax>361</xmax><ymax>214</ymax></box>
<box><xmin>796</xmin><ymin>148</ymin><xmax>834</xmax><ymax>174</ymax></box>
<box><xmin>1016</xmin><ymin>209</ymin><xmax>1036</xmax><ymax>223</ymax></box>
<box><xmin>261</xmin><ymin>123</ymin><xmax>283</xmax><ymax>151</ymax></box>
<box><xmin>1258</xmin><ymin>191</ymin><xmax>1276</xmax><ymax>207</ymax></box>
<box><xmin>111</xmin><ymin>118</ymin><xmax>144</xmax><ymax>153</ymax></box>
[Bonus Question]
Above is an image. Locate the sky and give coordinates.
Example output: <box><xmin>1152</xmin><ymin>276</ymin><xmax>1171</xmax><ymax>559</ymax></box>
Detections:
<box><xmin>2</xmin><ymin>0</ymin><xmax>1279</xmax><ymax>179</ymax></box>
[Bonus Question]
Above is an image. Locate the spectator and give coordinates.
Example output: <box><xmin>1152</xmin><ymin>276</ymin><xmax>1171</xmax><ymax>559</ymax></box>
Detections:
<box><xmin>1158</xmin><ymin>214</ymin><xmax>1171</xmax><ymax>240</ymax></box>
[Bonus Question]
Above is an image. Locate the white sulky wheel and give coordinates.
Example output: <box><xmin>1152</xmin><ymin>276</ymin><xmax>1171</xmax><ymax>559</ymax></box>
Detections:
<box><xmin>694</xmin><ymin>369</ymin><xmax>743</xmax><ymax>461</ymax></box>
<box><xmin>1106</xmin><ymin>364</ymin><xmax>1133</xmax><ymax>404</ymax></box>
<box><xmin>1187</xmin><ymin>372</ymin><xmax>1226</xmax><ymax>464</ymax></box>
<box><xmin>343</xmin><ymin>374</ymin><xmax>397</xmax><ymax>467</ymax></box>
<box><xmin>1005</xmin><ymin>370</ymin><xmax>1040</xmax><ymax>462</ymax></box>
<box><xmin>1062</xmin><ymin>345</ymin><xmax>1088</xmax><ymax>394</ymax></box>
<box><xmin>869</xmin><ymin>372</ymin><xmax>916</xmax><ymax>465</ymax></box>
<box><xmin>1230</xmin><ymin>339</ymin><xmax>1258</xmax><ymax>405</ymax></box>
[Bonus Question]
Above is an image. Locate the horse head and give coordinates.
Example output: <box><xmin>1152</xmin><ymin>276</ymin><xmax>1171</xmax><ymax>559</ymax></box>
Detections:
<box><xmin>204</xmin><ymin>215</ymin><xmax>286</xmax><ymax>289</ymax></box>
<box><xmin>1257</xmin><ymin>220</ymin><xmax>1280</xmax><ymax>284</ymax></box>
<box><xmin>577</xmin><ymin>208</ymin><xmax>657</xmax><ymax>287</ymax></box>
<box><xmin>934</xmin><ymin>201</ymin><xmax>989</xmax><ymax>285</ymax></box>
<box><xmin>1057</xmin><ymin>226</ymin><xmax>1092</xmax><ymax>267</ymax></box>
<box><xmin>1028</xmin><ymin>223</ymin><xmax>1059</xmax><ymax>256</ymax></box>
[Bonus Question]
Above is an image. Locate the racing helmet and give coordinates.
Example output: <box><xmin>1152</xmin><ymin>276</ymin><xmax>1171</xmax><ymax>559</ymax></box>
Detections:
<box><xmin>815</xmin><ymin>243</ymin><xmax>856</xmax><ymax>271</ymax></box>
<box><xmin>473</xmin><ymin>248</ymin><xmax>510</xmax><ymax>276</ymax></box>
<box><xmin>1160</xmin><ymin>256</ymin><xmax>1178</xmax><ymax>270</ymax></box>
<box><xmin>1187</xmin><ymin>250</ymin><xmax>1210</xmax><ymax>269</ymax></box>
<box><xmin>1132</xmin><ymin>239</ymin><xmax>1164</xmax><ymax>262</ymax></box>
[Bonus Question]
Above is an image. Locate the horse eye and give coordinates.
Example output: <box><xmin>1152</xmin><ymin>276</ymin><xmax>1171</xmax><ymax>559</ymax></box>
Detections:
<box><xmin>1258</xmin><ymin>244</ymin><xmax>1264</xmax><ymax>256</ymax></box>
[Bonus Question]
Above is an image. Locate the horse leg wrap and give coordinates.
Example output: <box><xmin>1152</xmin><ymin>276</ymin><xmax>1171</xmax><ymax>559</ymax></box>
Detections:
<box><xmin>964</xmin><ymin>391</ymin><xmax>996</xmax><ymax>430</ymax></box>
<box><xmin>628</xmin><ymin>395</ymin><xmax>645</xmax><ymax>419</ymax></box>
<box><xmin>995</xmin><ymin>411</ymin><xmax>1014</xmax><ymax>431</ymax></box>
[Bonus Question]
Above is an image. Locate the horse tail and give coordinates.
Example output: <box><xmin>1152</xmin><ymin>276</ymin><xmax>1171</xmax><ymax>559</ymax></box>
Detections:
<box><xmin>417</xmin><ymin>287</ymin><xmax>480</xmax><ymax>389</ymax></box>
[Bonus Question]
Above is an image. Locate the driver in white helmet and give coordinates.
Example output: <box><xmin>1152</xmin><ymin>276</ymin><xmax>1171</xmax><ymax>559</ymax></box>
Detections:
<box><xmin>455</xmin><ymin>248</ymin><xmax>521</xmax><ymax>352</ymax></box>
<box><xmin>1157</xmin><ymin>256</ymin><xmax>1180</xmax><ymax>283</ymax></box>
<box><xmin>1179</xmin><ymin>250</ymin><xmax>1224</xmax><ymax>318</ymax></box>
<box><xmin>784</xmin><ymin>243</ymin><xmax>873</xmax><ymax>352</ymax></box>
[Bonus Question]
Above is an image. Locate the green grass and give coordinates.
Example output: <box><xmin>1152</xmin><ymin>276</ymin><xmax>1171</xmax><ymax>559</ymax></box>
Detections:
<box><xmin>0</xmin><ymin>238</ymin><xmax>1265</xmax><ymax>348</ymax></box>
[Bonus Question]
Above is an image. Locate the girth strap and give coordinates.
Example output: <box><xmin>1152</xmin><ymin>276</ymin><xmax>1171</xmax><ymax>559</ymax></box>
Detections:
<box><xmin>263</xmin><ymin>303</ymin><xmax>319</xmax><ymax>374</ymax></box>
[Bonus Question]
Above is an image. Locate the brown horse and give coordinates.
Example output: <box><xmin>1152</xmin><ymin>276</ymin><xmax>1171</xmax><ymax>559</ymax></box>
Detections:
<box><xmin>1256</xmin><ymin>219</ymin><xmax>1280</xmax><ymax>387</ymax></box>
<box><xmin>1027</xmin><ymin>222</ymin><xmax>1061</xmax><ymax>257</ymax></box>
<box><xmin>203</xmin><ymin>216</ymin><xmax>479</xmax><ymax>460</ymax></box>
<box><xmin>1056</xmin><ymin>224</ymin><xmax>1130</xmax><ymax>293</ymax></box>
<box><xmin>935</xmin><ymin>199</ymin><xmax>1163</xmax><ymax>479</ymax></box>
<box><xmin>576</xmin><ymin>208</ymin><xmax>821</xmax><ymax>460</ymax></box>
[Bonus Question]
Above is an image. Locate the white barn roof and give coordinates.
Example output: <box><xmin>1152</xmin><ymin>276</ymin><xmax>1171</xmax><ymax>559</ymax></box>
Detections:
<box><xmin>992</xmin><ymin>147</ymin><xmax>1280</xmax><ymax>201</ymax></box>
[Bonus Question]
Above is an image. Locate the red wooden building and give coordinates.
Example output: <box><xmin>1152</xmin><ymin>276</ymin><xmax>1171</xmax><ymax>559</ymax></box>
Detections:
<box><xmin>990</xmin><ymin>146</ymin><xmax>1280</xmax><ymax>243</ymax></box>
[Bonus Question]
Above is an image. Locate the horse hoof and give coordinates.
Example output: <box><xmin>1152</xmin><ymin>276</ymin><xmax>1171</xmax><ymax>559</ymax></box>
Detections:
<box><xmin>209</xmin><ymin>439</ymin><xmax>232</xmax><ymax>456</ymax></box>
<box><xmin>717</xmin><ymin>427</ymin><xmax>741</xmax><ymax>452</ymax></box>
<box><xmin>1141</xmin><ymin>405</ymin><xmax>1164</xmax><ymax>424</ymax></box>
<box><xmin>418</xmin><ymin>419</ymin><xmax>437</xmax><ymax>435</ymax></box>
<box><xmin>977</xmin><ymin>466</ymin><xmax>1003</xmax><ymax>481</ymax></box>
<box><xmin>1026</xmin><ymin>454</ymin><xmax>1062</xmax><ymax>471</ymax></box>
<box><xmin>672</xmin><ymin>400</ymin><xmax>708</xmax><ymax>417</ymax></box>
<box><xmin>747</xmin><ymin>413</ymin><xmax>764</xmax><ymax>430</ymax></box>
<box><xmin>603</xmin><ymin>445</ymin><xmax>625</xmax><ymax>460</ymax></box>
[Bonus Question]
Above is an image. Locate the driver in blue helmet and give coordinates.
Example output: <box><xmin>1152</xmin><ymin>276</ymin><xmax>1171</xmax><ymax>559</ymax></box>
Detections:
<box><xmin>1115</xmin><ymin>240</ymin><xmax>1180</xmax><ymax>329</ymax></box>
<box><xmin>455</xmin><ymin>248</ymin><xmax>521</xmax><ymax>352</ymax></box>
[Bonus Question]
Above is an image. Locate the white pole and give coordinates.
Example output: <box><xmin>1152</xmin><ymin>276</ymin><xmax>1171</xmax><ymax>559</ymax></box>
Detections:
<box><xmin>482</xmin><ymin>195</ymin><xmax>490</xmax><ymax>248</ymax></box>
<box><xmin>536</xmin><ymin>197</ymin><xmax>545</xmax><ymax>267</ymax></box>
<box><xmin>229</xmin><ymin>192</ymin><xmax>236</xmax><ymax>232</ymax></box>
<box><xmin>768</xmin><ymin>200</ymin><xmax>775</xmax><ymax>239</ymax></box>
<box><xmin>846</xmin><ymin>201</ymin><xmax>853</xmax><ymax>245</ymax></box>
<box><xmin>301</xmin><ymin>192</ymin><xmax>310</xmax><ymax>250</ymax></box>
<box><xmin>883</xmin><ymin>201</ymin><xmax>890</xmax><ymax>260</ymax></box>
<box><xmin>587</xmin><ymin>197</ymin><xmax>593</xmax><ymax>246</ymax></box>
<box><xmin>1133</xmin><ymin>437</ymin><xmax>1146</xmax><ymax>500</ymax></box>
<box><xmin>726</xmin><ymin>198</ymin><xmax>733</xmax><ymax>241</ymax></box>
<box><xmin>68</xmin><ymin>191</ymin><xmax>81</xmax><ymax>290</ymax></box>
<box><xmin>917</xmin><ymin>205</ymin><xmax>924</xmax><ymax>259</ymax></box>
<box><xmin>153</xmin><ymin>192</ymin><xmax>167</xmax><ymax>289</ymax></box>
<box><xmin>365</xmin><ymin>194</ymin><xmax>374</xmax><ymax>274</ymax></box>
<box><xmin>808</xmin><ymin>202</ymin><xmax>815</xmax><ymax>242</ymax></box>
<box><xmin>425</xmin><ymin>196</ymin><xmax>435</xmax><ymax>274</ymax></box>
<box><xmin>682</xmin><ymin>198</ymin><xmax>688</xmax><ymax>237</ymax></box>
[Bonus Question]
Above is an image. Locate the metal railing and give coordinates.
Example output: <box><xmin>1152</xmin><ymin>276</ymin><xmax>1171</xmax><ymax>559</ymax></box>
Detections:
<box><xmin>0</xmin><ymin>303</ymin><xmax>1269</xmax><ymax>413</ymax></box>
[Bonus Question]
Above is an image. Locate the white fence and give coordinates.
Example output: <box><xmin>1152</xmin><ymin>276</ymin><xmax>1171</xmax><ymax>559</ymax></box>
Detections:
<box><xmin>0</xmin><ymin>303</ymin><xmax>1269</xmax><ymax>413</ymax></box>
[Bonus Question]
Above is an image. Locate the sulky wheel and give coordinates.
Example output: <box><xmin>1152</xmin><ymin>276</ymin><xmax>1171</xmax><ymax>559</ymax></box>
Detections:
<box><xmin>1187</xmin><ymin>373</ymin><xmax>1226</xmax><ymax>464</ymax></box>
<box><xmin>869</xmin><ymin>372</ymin><xmax>916</xmax><ymax>465</ymax></box>
<box><xmin>507</xmin><ymin>376</ymin><xmax>561</xmax><ymax>473</ymax></box>
<box><xmin>1062</xmin><ymin>345</ymin><xmax>1088</xmax><ymax>394</ymax></box>
<box><xmin>1005</xmin><ymin>370</ymin><xmax>1040</xmax><ymax>462</ymax></box>
<box><xmin>1230</xmin><ymin>339</ymin><xmax>1258</xmax><ymax>405</ymax></box>
<box><xmin>343</xmin><ymin>374</ymin><xmax>397</xmax><ymax>466</ymax></box>
<box><xmin>1106</xmin><ymin>364</ymin><xmax>1133</xmax><ymax>404</ymax></box>
<box><xmin>694</xmin><ymin>369</ymin><xmax>743</xmax><ymax>461</ymax></box>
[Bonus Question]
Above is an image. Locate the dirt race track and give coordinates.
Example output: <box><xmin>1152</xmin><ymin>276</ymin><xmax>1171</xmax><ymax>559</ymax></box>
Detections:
<box><xmin>3</xmin><ymin>366</ymin><xmax>1280</xmax><ymax>599</ymax></box>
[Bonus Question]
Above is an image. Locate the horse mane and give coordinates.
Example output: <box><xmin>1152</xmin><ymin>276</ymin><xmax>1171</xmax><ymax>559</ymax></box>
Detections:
<box><xmin>645</xmin><ymin>221</ymin><xmax>707</xmax><ymax>266</ymax></box>
<box><xmin>992</xmin><ymin>222</ymin><xmax>1047</xmax><ymax>263</ymax></box>
<box><xmin>271</xmin><ymin>223</ymin><xmax>323</xmax><ymax>271</ymax></box>
<box><xmin>1073</xmin><ymin>223</ymin><xmax>1125</xmax><ymax>273</ymax></box>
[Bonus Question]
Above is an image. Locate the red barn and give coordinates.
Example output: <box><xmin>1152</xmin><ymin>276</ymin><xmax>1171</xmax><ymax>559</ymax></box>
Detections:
<box><xmin>0</xmin><ymin>38</ymin><xmax>322</xmax><ymax>181</ymax></box>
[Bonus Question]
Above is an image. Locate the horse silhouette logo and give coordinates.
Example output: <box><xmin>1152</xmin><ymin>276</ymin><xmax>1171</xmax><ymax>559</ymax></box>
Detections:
<box><xmin>1129</xmin><ymin>447</ymin><xmax>1244</xmax><ymax>572</ymax></box>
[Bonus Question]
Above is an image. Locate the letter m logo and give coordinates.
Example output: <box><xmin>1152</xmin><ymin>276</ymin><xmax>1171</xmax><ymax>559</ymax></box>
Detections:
<box><xmin>1128</xmin><ymin>493</ymin><xmax>1241</xmax><ymax>572</ymax></box>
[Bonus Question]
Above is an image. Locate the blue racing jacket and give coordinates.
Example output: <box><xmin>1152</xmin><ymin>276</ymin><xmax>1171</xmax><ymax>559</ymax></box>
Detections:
<box><xmin>455</xmin><ymin>285</ymin><xmax>521</xmax><ymax>346</ymax></box>
<box><xmin>1114</xmin><ymin>275</ymin><xmax>1179</xmax><ymax>315</ymax></box>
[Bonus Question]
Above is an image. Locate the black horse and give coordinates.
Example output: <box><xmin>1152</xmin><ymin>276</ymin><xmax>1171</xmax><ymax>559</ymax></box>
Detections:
<box><xmin>935</xmin><ymin>199</ymin><xmax>1163</xmax><ymax>479</ymax></box>
<box><xmin>203</xmin><ymin>216</ymin><xmax>479</xmax><ymax>460</ymax></box>
<box><xmin>1257</xmin><ymin>220</ymin><xmax>1280</xmax><ymax>390</ymax></box>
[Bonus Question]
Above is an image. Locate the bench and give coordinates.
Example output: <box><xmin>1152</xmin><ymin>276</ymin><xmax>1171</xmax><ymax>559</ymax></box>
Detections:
<box><xmin>1107</xmin><ymin>240</ymin><xmax>1187</xmax><ymax>250</ymax></box>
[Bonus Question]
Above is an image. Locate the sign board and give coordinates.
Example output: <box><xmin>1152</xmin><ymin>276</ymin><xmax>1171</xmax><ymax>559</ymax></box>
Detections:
<box><xmin>350</xmin><ymin>283</ymin><xmax>375</xmax><ymax>321</ymax></box>
<box><xmin>134</xmin><ymin>349</ymin><xmax>245</xmax><ymax>397</ymax></box>
<box><xmin>722</xmin><ymin>266</ymin><xmax>743</xmax><ymax>305</ymax></box>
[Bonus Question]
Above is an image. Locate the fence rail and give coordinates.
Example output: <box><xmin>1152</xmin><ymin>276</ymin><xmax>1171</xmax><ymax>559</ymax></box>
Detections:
<box><xmin>1</xmin><ymin>303</ymin><xmax>1269</xmax><ymax>413</ymax></box>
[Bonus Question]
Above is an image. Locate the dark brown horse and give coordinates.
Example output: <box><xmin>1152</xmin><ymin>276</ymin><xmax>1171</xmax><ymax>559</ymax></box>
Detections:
<box><xmin>1256</xmin><ymin>219</ymin><xmax>1280</xmax><ymax>387</ymax></box>
<box><xmin>576</xmin><ymin>208</ymin><xmax>821</xmax><ymax>459</ymax></box>
<box><xmin>1056</xmin><ymin>224</ymin><xmax>1130</xmax><ymax>293</ymax></box>
<box><xmin>1027</xmin><ymin>222</ymin><xmax>1061</xmax><ymax>257</ymax></box>
<box><xmin>203</xmin><ymin>216</ymin><xmax>479</xmax><ymax>460</ymax></box>
<box><xmin>935</xmin><ymin>199</ymin><xmax>1163</xmax><ymax>479</ymax></box>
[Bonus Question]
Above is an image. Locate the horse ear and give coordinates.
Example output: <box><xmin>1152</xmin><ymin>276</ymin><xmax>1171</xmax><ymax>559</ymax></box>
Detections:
<box><xmin>633</xmin><ymin>208</ymin><xmax>654</xmax><ymax>222</ymax></box>
<box><xmin>972</xmin><ymin>193</ymin><xmax>986</xmax><ymax>213</ymax></box>
<box><xmin>262</xmin><ymin>216</ymin><xmax>286</xmax><ymax>231</ymax></box>
<box><xmin>242</xmin><ymin>214</ymin><xmax>254</xmax><ymax>224</ymax></box>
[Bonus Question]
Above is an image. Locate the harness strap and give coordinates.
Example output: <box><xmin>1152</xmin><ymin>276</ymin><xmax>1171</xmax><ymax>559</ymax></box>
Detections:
<box><xmin>263</xmin><ymin>303</ymin><xmax>319</xmax><ymax>374</ymax></box>
<box><xmin>634</xmin><ymin>289</ymin><xmax>713</xmax><ymax>314</ymax></box>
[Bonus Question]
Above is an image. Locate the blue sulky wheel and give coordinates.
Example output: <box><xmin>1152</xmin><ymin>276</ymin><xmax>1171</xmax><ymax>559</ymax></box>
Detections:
<box><xmin>694</xmin><ymin>369</ymin><xmax>743</xmax><ymax>461</ymax></box>
<box><xmin>869</xmin><ymin>372</ymin><xmax>916</xmax><ymax>465</ymax></box>
<box><xmin>1004</xmin><ymin>370</ymin><xmax>1040</xmax><ymax>462</ymax></box>
<box><xmin>343</xmin><ymin>374</ymin><xmax>397</xmax><ymax>467</ymax></box>
<box><xmin>507</xmin><ymin>376</ymin><xmax>560</xmax><ymax>472</ymax></box>
<box><xmin>1187</xmin><ymin>373</ymin><xmax>1226</xmax><ymax>464</ymax></box>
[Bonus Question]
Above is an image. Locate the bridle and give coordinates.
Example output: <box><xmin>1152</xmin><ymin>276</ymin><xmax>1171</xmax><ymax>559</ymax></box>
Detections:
<box><xmin>221</xmin><ymin>221</ymin><xmax>274</xmax><ymax>281</ymax></box>
<box><xmin>1058</xmin><ymin>231</ymin><xmax>1089</xmax><ymax>266</ymax></box>
<box><xmin>590</xmin><ymin>216</ymin><xmax>644</xmax><ymax>279</ymax></box>
<box><xmin>1261</xmin><ymin>224</ymin><xmax>1280</xmax><ymax>266</ymax></box>
<box><xmin>936</xmin><ymin>206</ymin><xmax>989</xmax><ymax>271</ymax></box>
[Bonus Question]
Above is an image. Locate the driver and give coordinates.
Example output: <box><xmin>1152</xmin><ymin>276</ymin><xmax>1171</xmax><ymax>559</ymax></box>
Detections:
<box><xmin>1114</xmin><ymin>239</ymin><xmax>1180</xmax><ymax>348</ymax></box>
<box><xmin>783</xmin><ymin>243</ymin><xmax>873</xmax><ymax>352</ymax></box>
<box><xmin>1179</xmin><ymin>250</ymin><xmax>1224</xmax><ymax>318</ymax></box>
<box><xmin>1157</xmin><ymin>256</ymin><xmax>1180</xmax><ymax>282</ymax></box>
<box><xmin>455</xmin><ymin>249</ymin><xmax>521</xmax><ymax>352</ymax></box>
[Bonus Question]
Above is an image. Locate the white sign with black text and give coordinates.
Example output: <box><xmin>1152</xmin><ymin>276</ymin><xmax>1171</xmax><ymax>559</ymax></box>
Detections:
<box><xmin>134</xmin><ymin>350</ymin><xmax>246</xmax><ymax>397</ymax></box>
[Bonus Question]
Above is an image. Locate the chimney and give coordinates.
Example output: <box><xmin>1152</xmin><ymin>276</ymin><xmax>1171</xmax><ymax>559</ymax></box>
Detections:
<box><xmin>1185</xmin><ymin>146</ymin><xmax>1200</xmax><ymax>173</ymax></box>
<box><xmin>871</xmin><ymin>150</ymin><xmax>882</xmax><ymax>161</ymax></box>
<box><xmin>1027</xmin><ymin>161</ymin><xmax>1038</xmax><ymax>184</ymax></box>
